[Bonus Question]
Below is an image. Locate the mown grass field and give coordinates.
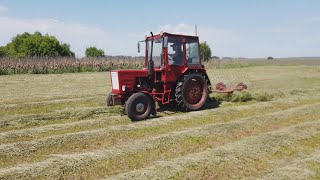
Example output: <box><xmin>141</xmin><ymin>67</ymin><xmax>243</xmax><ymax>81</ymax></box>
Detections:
<box><xmin>1</xmin><ymin>59</ymin><xmax>320</xmax><ymax>179</ymax></box>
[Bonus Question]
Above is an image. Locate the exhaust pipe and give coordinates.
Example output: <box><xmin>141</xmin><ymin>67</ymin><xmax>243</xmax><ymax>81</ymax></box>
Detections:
<box><xmin>148</xmin><ymin>32</ymin><xmax>154</xmax><ymax>78</ymax></box>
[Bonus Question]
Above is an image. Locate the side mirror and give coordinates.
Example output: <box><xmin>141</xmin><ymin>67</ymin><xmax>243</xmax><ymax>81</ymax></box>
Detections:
<box><xmin>137</xmin><ymin>42</ymin><xmax>140</xmax><ymax>53</ymax></box>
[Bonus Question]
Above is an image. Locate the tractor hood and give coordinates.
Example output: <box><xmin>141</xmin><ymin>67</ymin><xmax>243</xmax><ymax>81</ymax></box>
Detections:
<box><xmin>110</xmin><ymin>69</ymin><xmax>148</xmax><ymax>94</ymax></box>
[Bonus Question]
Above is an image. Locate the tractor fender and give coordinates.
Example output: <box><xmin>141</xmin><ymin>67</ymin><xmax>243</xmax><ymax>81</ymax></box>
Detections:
<box><xmin>140</xmin><ymin>91</ymin><xmax>155</xmax><ymax>103</ymax></box>
<box><xmin>181</xmin><ymin>69</ymin><xmax>212</xmax><ymax>90</ymax></box>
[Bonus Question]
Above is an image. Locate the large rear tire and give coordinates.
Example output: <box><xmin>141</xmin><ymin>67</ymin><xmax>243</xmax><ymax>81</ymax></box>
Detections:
<box><xmin>125</xmin><ymin>93</ymin><xmax>153</xmax><ymax>121</ymax></box>
<box><xmin>175</xmin><ymin>73</ymin><xmax>209</xmax><ymax>111</ymax></box>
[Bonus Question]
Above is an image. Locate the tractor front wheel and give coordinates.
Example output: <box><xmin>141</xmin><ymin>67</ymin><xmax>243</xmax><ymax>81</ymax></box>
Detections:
<box><xmin>106</xmin><ymin>92</ymin><xmax>113</xmax><ymax>106</ymax></box>
<box><xmin>125</xmin><ymin>93</ymin><xmax>153</xmax><ymax>121</ymax></box>
<box><xmin>175</xmin><ymin>73</ymin><xmax>209</xmax><ymax>111</ymax></box>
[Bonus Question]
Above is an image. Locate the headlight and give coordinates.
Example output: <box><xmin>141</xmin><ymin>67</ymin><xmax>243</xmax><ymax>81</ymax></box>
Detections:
<box><xmin>122</xmin><ymin>85</ymin><xmax>126</xmax><ymax>92</ymax></box>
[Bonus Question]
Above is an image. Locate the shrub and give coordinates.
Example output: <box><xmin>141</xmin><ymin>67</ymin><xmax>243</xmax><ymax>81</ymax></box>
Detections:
<box><xmin>0</xmin><ymin>46</ymin><xmax>7</xmax><ymax>57</ymax></box>
<box><xmin>200</xmin><ymin>41</ymin><xmax>212</xmax><ymax>62</ymax></box>
<box><xmin>85</xmin><ymin>47</ymin><xmax>105</xmax><ymax>58</ymax></box>
<box><xmin>5</xmin><ymin>32</ymin><xmax>74</xmax><ymax>57</ymax></box>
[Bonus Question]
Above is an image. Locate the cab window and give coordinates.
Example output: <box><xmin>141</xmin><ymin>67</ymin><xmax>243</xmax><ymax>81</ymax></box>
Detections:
<box><xmin>147</xmin><ymin>38</ymin><xmax>163</xmax><ymax>68</ymax></box>
<box><xmin>186</xmin><ymin>40</ymin><xmax>200</xmax><ymax>65</ymax></box>
<box><xmin>167</xmin><ymin>38</ymin><xmax>184</xmax><ymax>66</ymax></box>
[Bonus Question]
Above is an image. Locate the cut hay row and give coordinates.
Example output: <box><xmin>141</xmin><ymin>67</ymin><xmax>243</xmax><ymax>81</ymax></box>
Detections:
<box><xmin>0</xmin><ymin>106</ymin><xmax>123</xmax><ymax>133</ymax></box>
<box><xmin>0</xmin><ymin>95</ymin><xmax>103</xmax><ymax>110</ymax></box>
<box><xmin>0</xmin><ymin>116</ymin><xmax>126</xmax><ymax>144</ymax></box>
<box><xmin>1</xmin><ymin>64</ymin><xmax>320</xmax><ymax>179</ymax></box>
<box><xmin>1</xmin><ymin>97</ymin><xmax>319</xmax><ymax>157</ymax></box>
<box><xmin>111</xmin><ymin>120</ymin><xmax>320</xmax><ymax>179</ymax></box>
<box><xmin>256</xmin><ymin>150</ymin><xmax>320</xmax><ymax>179</ymax></box>
<box><xmin>1</xmin><ymin>102</ymin><xmax>319</xmax><ymax>179</ymax></box>
<box><xmin>1</xmin><ymin>92</ymin><xmax>318</xmax><ymax>144</ymax></box>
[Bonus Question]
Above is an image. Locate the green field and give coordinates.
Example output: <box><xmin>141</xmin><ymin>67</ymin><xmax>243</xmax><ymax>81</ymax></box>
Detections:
<box><xmin>1</xmin><ymin>60</ymin><xmax>320</xmax><ymax>179</ymax></box>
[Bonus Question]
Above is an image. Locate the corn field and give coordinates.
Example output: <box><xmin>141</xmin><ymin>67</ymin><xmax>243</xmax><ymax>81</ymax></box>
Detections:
<box><xmin>0</xmin><ymin>57</ymin><xmax>144</xmax><ymax>75</ymax></box>
<box><xmin>1</xmin><ymin>57</ymin><xmax>320</xmax><ymax>76</ymax></box>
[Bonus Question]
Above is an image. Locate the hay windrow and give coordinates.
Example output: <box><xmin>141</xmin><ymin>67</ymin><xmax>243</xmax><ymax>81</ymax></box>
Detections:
<box><xmin>1</xmin><ymin>102</ymin><xmax>320</xmax><ymax>179</ymax></box>
<box><xmin>1</xmin><ymin>63</ymin><xmax>320</xmax><ymax>179</ymax></box>
<box><xmin>111</xmin><ymin>121</ymin><xmax>320</xmax><ymax>180</ymax></box>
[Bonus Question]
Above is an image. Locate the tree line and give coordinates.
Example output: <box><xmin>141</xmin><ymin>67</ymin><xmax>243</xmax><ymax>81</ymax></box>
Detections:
<box><xmin>0</xmin><ymin>32</ymin><xmax>212</xmax><ymax>61</ymax></box>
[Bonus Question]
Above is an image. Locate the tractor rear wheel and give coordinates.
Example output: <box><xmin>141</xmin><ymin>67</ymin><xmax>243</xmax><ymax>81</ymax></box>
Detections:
<box><xmin>125</xmin><ymin>93</ymin><xmax>153</xmax><ymax>121</ymax></box>
<box><xmin>175</xmin><ymin>73</ymin><xmax>209</xmax><ymax>111</ymax></box>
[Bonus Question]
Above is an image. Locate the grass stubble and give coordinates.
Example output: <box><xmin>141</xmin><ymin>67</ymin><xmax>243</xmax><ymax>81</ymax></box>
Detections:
<box><xmin>1</xmin><ymin>60</ymin><xmax>320</xmax><ymax>179</ymax></box>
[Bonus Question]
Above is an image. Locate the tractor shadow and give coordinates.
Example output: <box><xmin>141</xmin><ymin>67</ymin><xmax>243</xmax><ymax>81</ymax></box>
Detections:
<box><xmin>154</xmin><ymin>99</ymin><xmax>222</xmax><ymax>118</ymax></box>
<box><xmin>202</xmin><ymin>99</ymin><xmax>222</xmax><ymax>110</ymax></box>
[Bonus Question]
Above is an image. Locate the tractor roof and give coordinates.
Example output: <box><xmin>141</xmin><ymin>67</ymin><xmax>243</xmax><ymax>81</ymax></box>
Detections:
<box><xmin>162</xmin><ymin>32</ymin><xmax>198</xmax><ymax>38</ymax></box>
<box><xmin>146</xmin><ymin>32</ymin><xmax>199</xmax><ymax>40</ymax></box>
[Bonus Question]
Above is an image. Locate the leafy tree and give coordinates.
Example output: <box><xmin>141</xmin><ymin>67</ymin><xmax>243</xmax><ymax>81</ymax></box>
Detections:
<box><xmin>0</xmin><ymin>46</ymin><xmax>7</xmax><ymax>57</ymax></box>
<box><xmin>5</xmin><ymin>32</ymin><xmax>75</xmax><ymax>57</ymax></box>
<box><xmin>59</xmin><ymin>43</ymin><xmax>75</xmax><ymax>57</ymax></box>
<box><xmin>85</xmin><ymin>46</ymin><xmax>105</xmax><ymax>58</ymax></box>
<box><xmin>200</xmin><ymin>41</ymin><xmax>212</xmax><ymax>62</ymax></box>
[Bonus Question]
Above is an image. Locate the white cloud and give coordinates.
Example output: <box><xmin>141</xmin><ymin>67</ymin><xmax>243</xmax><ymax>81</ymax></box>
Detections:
<box><xmin>305</xmin><ymin>17</ymin><xmax>320</xmax><ymax>22</ymax></box>
<box><xmin>158</xmin><ymin>23</ymin><xmax>236</xmax><ymax>57</ymax></box>
<box><xmin>0</xmin><ymin>18</ymin><xmax>236</xmax><ymax>57</ymax></box>
<box><xmin>0</xmin><ymin>17</ymin><xmax>140</xmax><ymax>57</ymax></box>
<box><xmin>0</xmin><ymin>5</ymin><xmax>8</xmax><ymax>12</ymax></box>
<box><xmin>159</xmin><ymin>24</ymin><xmax>197</xmax><ymax>36</ymax></box>
<box><xmin>9</xmin><ymin>18</ymin><xmax>312</xmax><ymax>58</ymax></box>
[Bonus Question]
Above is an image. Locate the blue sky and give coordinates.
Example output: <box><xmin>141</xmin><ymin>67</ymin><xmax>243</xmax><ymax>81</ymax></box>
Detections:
<box><xmin>0</xmin><ymin>0</ymin><xmax>319</xmax><ymax>57</ymax></box>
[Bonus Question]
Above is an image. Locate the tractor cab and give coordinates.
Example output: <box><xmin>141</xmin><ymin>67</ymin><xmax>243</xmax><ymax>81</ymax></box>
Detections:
<box><xmin>142</xmin><ymin>32</ymin><xmax>202</xmax><ymax>68</ymax></box>
<box><xmin>138</xmin><ymin>32</ymin><xmax>208</xmax><ymax>85</ymax></box>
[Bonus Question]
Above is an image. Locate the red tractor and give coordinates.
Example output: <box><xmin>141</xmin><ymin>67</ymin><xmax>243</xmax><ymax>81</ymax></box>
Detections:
<box><xmin>107</xmin><ymin>32</ymin><xmax>246</xmax><ymax>121</ymax></box>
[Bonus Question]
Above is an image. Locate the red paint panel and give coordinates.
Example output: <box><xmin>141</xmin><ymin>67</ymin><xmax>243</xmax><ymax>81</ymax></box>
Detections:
<box><xmin>111</xmin><ymin>70</ymin><xmax>148</xmax><ymax>95</ymax></box>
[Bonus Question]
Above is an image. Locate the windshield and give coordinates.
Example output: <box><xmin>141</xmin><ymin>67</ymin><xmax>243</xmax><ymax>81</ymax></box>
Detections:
<box><xmin>147</xmin><ymin>38</ymin><xmax>163</xmax><ymax>68</ymax></box>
